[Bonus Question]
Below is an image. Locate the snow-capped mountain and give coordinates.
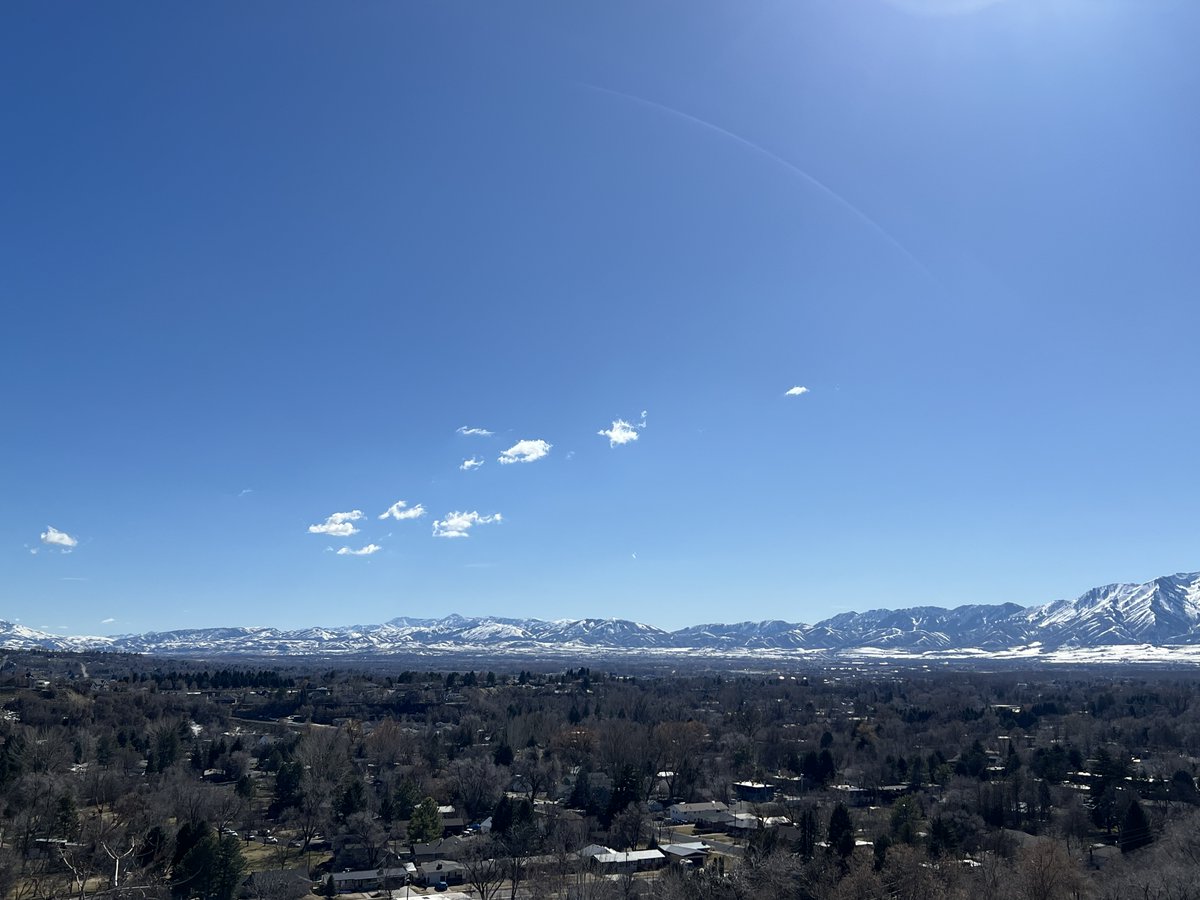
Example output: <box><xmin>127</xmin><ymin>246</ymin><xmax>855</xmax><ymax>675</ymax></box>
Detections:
<box><xmin>4</xmin><ymin>571</ymin><xmax>1200</xmax><ymax>662</ymax></box>
<box><xmin>1023</xmin><ymin>572</ymin><xmax>1200</xmax><ymax>646</ymax></box>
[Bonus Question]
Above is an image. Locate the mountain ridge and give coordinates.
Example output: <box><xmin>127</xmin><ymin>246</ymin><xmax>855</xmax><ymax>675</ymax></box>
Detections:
<box><xmin>5</xmin><ymin>571</ymin><xmax>1200</xmax><ymax>660</ymax></box>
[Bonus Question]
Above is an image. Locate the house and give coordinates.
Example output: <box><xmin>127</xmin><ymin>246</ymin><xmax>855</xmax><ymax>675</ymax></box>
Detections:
<box><xmin>733</xmin><ymin>781</ymin><xmax>775</xmax><ymax>803</ymax></box>
<box><xmin>591</xmin><ymin>849</ymin><xmax>667</xmax><ymax>874</ymax></box>
<box><xmin>578</xmin><ymin>844</ymin><xmax>615</xmax><ymax>859</ymax></box>
<box><xmin>412</xmin><ymin>835</ymin><xmax>467</xmax><ymax>862</ymax></box>
<box><xmin>438</xmin><ymin>805</ymin><xmax>467</xmax><ymax>834</ymax></box>
<box><xmin>729</xmin><ymin>813</ymin><xmax>764</xmax><ymax>832</ymax></box>
<box><xmin>668</xmin><ymin>801</ymin><xmax>733</xmax><ymax>827</ymax></box>
<box><xmin>329</xmin><ymin>866</ymin><xmax>410</xmax><ymax>893</ymax></box>
<box><xmin>418</xmin><ymin>859</ymin><xmax>465</xmax><ymax>888</ymax></box>
<box><xmin>241</xmin><ymin>866</ymin><xmax>311</xmax><ymax>896</ymax></box>
<box><xmin>662</xmin><ymin>842</ymin><xmax>710</xmax><ymax>867</ymax></box>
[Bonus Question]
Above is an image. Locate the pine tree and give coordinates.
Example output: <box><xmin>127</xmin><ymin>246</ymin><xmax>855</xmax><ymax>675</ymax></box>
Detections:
<box><xmin>1119</xmin><ymin>798</ymin><xmax>1153</xmax><ymax>853</ymax></box>
<box><xmin>827</xmin><ymin>802</ymin><xmax>855</xmax><ymax>860</ymax></box>
<box><xmin>408</xmin><ymin>797</ymin><xmax>443</xmax><ymax>844</ymax></box>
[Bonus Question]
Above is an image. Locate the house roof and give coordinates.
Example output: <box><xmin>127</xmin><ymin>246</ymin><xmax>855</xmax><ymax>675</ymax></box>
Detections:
<box><xmin>594</xmin><ymin>850</ymin><xmax>666</xmax><ymax>865</ymax></box>
<box><xmin>418</xmin><ymin>859</ymin><xmax>465</xmax><ymax>874</ymax></box>
<box><xmin>332</xmin><ymin>867</ymin><xmax>410</xmax><ymax>882</ymax></box>
<box><xmin>662</xmin><ymin>843</ymin><xmax>710</xmax><ymax>857</ymax></box>
<box><xmin>669</xmin><ymin>801</ymin><xmax>729</xmax><ymax>812</ymax></box>
<box><xmin>578</xmin><ymin>844</ymin><xmax>615</xmax><ymax>858</ymax></box>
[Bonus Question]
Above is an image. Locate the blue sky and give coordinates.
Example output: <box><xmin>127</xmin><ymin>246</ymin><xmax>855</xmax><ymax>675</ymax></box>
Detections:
<box><xmin>4</xmin><ymin>0</ymin><xmax>1199</xmax><ymax>635</ymax></box>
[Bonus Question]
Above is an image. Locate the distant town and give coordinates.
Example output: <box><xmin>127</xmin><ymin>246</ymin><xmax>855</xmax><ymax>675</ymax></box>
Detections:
<box><xmin>0</xmin><ymin>648</ymin><xmax>1197</xmax><ymax>899</ymax></box>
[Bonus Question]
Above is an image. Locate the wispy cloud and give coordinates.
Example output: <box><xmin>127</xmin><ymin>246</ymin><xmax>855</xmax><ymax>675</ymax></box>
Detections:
<box><xmin>432</xmin><ymin>511</ymin><xmax>502</xmax><ymax>539</ymax></box>
<box><xmin>307</xmin><ymin>510</ymin><xmax>364</xmax><ymax>537</ymax></box>
<box><xmin>460</xmin><ymin>457</ymin><xmax>485</xmax><ymax>471</ymax></box>
<box><xmin>336</xmin><ymin>544</ymin><xmax>382</xmax><ymax>556</ymax></box>
<box><xmin>457</xmin><ymin>426</ymin><xmax>494</xmax><ymax>437</ymax></box>
<box><xmin>101</xmin><ymin>617</ymin><xmax>115</xmax><ymax>624</ymax></box>
<box><xmin>378</xmin><ymin>500</ymin><xmax>426</xmax><ymax>521</ymax></box>
<box><xmin>598</xmin><ymin>410</ymin><xmax>648</xmax><ymax>447</ymax></box>
<box><xmin>498</xmin><ymin>439</ymin><xmax>552</xmax><ymax>465</ymax></box>
<box><xmin>785</xmin><ymin>386</ymin><xmax>810</xmax><ymax>396</ymax></box>
<box><xmin>40</xmin><ymin>526</ymin><xmax>78</xmax><ymax>552</ymax></box>
<box><xmin>237</xmin><ymin>488</ymin><xmax>254</xmax><ymax>498</ymax></box>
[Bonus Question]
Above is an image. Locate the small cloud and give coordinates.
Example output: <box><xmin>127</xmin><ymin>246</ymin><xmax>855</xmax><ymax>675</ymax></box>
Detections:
<box><xmin>337</xmin><ymin>544</ymin><xmax>382</xmax><ymax>556</ymax></box>
<box><xmin>598</xmin><ymin>410</ymin><xmax>648</xmax><ymax>447</ymax></box>
<box><xmin>498</xmin><ymin>439</ymin><xmax>552</xmax><ymax>465</ymax></box>
<box><xmin>101</xmin><ymin>617</ymin><xmax>115</xmax><ymax>624</ymax></box>
<box><xmin>457</xmin><ymin>426</ymin><xmax>494</xmax><ymax>437</ymax></box>
<box><xmin>40</xmin><ymin>526</ymin><xmax>78</xmax><ymax>552</ymax></box>
<box><xmin>378</xmin><ymin>500</ymin><xmax>426</xmax><ymax>521</ymax></box>
<box><xmin>432</xmin><ymin>511</ymin><xmax>502</xmax><ymax>539</ymax></box>
<box><xmin>237</xmin><ymin>488</ymin><xmax>254</xmax><ymax>497</ymax></box>
<box><xmin>631</xmin><ymin>552</ymin><xmax>637</xmax><ymax>560</ymax></box>
<box><xmin>307</xmin><ymin>510</ymin><xmax>364</xmax><ymax>537</ymax></box>
<box><xmin>460</xmin><ymin>457</ymin><xmax>485</xmax><ymax>471</ymax></box>
<box><xmin>60</xmin><ymin>577</ymin><xmax>88</xmax><ymax>582</ymax></box>
<box><xmin>785</xmin><ymin>386</ymin><xmax>810</xmax><ymax>396</ymax></box>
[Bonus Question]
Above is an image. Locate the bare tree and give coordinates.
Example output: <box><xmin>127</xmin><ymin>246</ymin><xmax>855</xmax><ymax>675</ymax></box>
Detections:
<box><xmin>460</xmin><ymin>837</ymin><xmax>506</xmax><ymax>900</ymax></box>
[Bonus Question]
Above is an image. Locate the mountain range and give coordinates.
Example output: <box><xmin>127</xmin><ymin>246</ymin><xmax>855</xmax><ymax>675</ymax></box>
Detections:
<box><xmin>5</xmin><ymin>571</ymin><xmax>1200</xmax><ymax>662</ymax></box>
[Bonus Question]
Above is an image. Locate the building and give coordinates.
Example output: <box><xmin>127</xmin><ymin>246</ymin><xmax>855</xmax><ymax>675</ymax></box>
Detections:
<box><xmin>662</xmin><ymin>842</ymin><xmax>711</xmax><ymax>867</ymax></box>
<box><xmin>733</xmin><ymin>781</ymin><xmax>776</xmax><ymax>803</ymax></box>
<box><xmin>668</xmin><ymin>800</ymin><xmax>733</xmax><ymax>827</ymax></box>
<box><xmin>418</xmin><ymin>859</ymin><xmax>465</xmax><ymax>888</ymax></box>
<box><xmin>329</xmin><ymin>866</ymin><xmax>410</xmax><ymax>893</ymax></box>
<box><xmin>591</xmin><ymin>849</ymin><xmax>667</xmax><ymax>874</ymax></box>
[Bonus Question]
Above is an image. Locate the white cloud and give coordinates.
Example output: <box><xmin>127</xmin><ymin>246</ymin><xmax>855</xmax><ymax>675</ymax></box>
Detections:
<box><xmin>237</xmin><ymin>488</ymin><xmax>254</xmax><ymax>497</ymax></box>
<box><xmin>457</xmin><ymin>426</ymin><xmax>494</xmax><ymax>436</ymax></box>
<box><xmin>785</xmin><ymin>386</ymin><xmax>810</xmax><ymax>396</ymax></box>
<box><xmin>101</xmin><ymin>617</ymin><xmax>115</xmax><ymax>624</ymax></box>
<box><xmin>40</xmin><ymin>526</ymin><xmax>78</xmax><ymax>551</ymax></box>
<box><xmin>432</xmin><ymin>511</ymin><xmax>502</xmax><ymax>539</ymax></box>
<box><xmin>598</xmin><ymin>410</ymin><xmax>648</xmax><ymax>447</ymax></box>
<box><xmin>307</xmin><ymin>510</ymin><xmax>364</xmax><ymax>537</ymax></box>
<box><xmin>498</xmin><ymin>439</ymin><xmax>552</xmax><ymax>464</ymax></box>
<box><xmin>460</xmin><ymin>457</ymin><xmax>485</xmax><ymax>471</ymax></box>
<box><xmin>378</xmin><ymin>500</ymin><xmax>426</xmax><ymax>521</ymax></box>
<box><xmin>337</xmin><ymin>544</ymin><xmax>382</xmax><ymax>556</ymax></box>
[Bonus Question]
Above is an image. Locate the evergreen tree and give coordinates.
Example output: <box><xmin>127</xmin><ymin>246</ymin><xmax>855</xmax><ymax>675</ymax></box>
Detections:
<box><xmin>568</xmin><ymin>770</ymin><xmax>592</xmax><ymax>811</ymax></box>
<box><xmin>274</xmin><ymin>760</ymin><xmax>303</xmax><ymax>808</ymax></box>
<box><xmin>1119</xmin><ymin>798</ymin><xmax>1153</xmax><ymax>853</ymax></box>
<box><xmin>211</xmin><ymin>835</ymin><xmax>247</xmax><ymax>900</ymax></box>
<box><xmin>338</xmin><ymin>779</ymin><xmax>367</xmax><ymax>821</ymax></box>
<box><xmin>1170</xmin><ymin>770</ymin><xmax>1199</xmax><ymax>805</ymax></box>
<box><xmin>873</xmin><ymin>834</ymin><xmax>891</xmax><ymax>871</ymax></box>
<box><xmin>492</xmin><ymin>795</ymin><xmax>514</xmax><ymax>836</ymax></box>
<box><xmin>393</xmin><ymin>778</ymin><xmax>421</xmax><ymax>819</ymax></box>
<box><xmin>409</xmin><ymin>797</ymin><xmax>443</xmax><ymax>843</ymax></box>
<box><xmin>827</xmin><ymin>803</ymin><xmax>855</xmax><ymax>860</ymax></box>
<box><xmin>797</xmin><ymin>808</ymin><xmax>817</xmax><ymax>858</ymax></box>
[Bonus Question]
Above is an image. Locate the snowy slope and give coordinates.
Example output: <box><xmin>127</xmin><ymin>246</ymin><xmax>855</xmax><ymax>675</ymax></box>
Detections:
<box><xmin>4</xmin><ymin>571</ymin><xmax>1200</xmax><ymax>661</ymax></box>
